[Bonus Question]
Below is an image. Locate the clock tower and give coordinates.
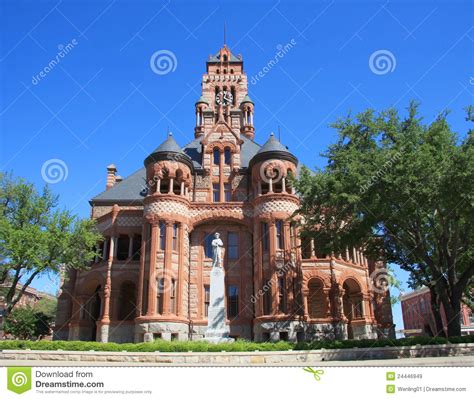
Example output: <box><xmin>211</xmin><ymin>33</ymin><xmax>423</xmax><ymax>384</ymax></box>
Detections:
<box><xmin>194</xmin><ymin>44</ymin><xmax>255</xmax><ymax>141</ymax></box>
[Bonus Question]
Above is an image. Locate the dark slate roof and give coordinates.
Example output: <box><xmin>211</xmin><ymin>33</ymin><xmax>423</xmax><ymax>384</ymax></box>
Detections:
<box><xmin>240</xmin><ymin>135</ymin><xmax>261</xmax><ymax>166</ymax></box>
<box><xmin>144</xmin><ymin>132</ymin><xmax>194</xmax><ymax>170</ymax></box>
<box><xmin>150</xmin><ymin>132</ymin><xmax>183</xmax><ymax>154</ymax></box>
<box><xmin>91</xmin><ymin>133</ymin><xmax>298</xmax><ymax>204</ymax></box>
<box><xmin>250</xmin><ymin>133</ymin><xmax>298</xmax><ymax>167</ymax></box>
<box><xmin>91</xmin><ymin>167</ymin><xmax>147</xmax><ymax>203</ymax></box>
<box><xmin>182</xmin><ymin>137</ymin><xmax>204</xmax><ymax>169</ymax></box>
<box><xmin>258</xmin><ymin>132</ymin><xmax>291</xmax><ymax>154</ymax></box>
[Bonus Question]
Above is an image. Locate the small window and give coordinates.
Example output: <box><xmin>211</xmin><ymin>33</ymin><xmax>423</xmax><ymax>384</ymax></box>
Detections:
<box><xmin>224</xmin><ymin>183</ymin><xmax>231</xmax><ymax>202</ymax></box>
<box><xmin>172</xmin><ymin>223</ymin><xmax>178</xmax><ymax>251</ymax></box>
<box><xmin>276</xmin><ymin>220</ymin><xmax>284</xmax><ymax>249</ymax></box>
<box><xmin>204</xmin><ymin>234</ymin><xmax>214</xmax><ymax>258</ymax></box>
<box><xmin>227</xmin><ymin>285</ymin><xmax>239</xmax><ymax>318</ymax></box>
<box><xmin>263</xmin><ymin>281</ymin><xmax>272</xmax><ymax>315</ymax></box>
<box><xmin>213</xmin><ymin>148</ymin><xmax>220</xmax><ymax>165</ymax></box>
<box><xmin>224</xmin><ymin>148</ymin><xmax>231</xmax><ymax>165</ymax></box>
<box><xmin>213</xmin><ymin>183</ymin><xmax>220</xmax><ymax>202</ymax></box>
<box><xmin>227</xmin><ymin>232</ymin><xmax>238</xmax><ymax>260</ymax></box>
<box><xmin>278</xmin><ymin>277</ymin><xmax>287</xmax><ymax>313</ymax></box>
<box><xmin>157</xmin><ymin>278</ymin><xmax>164</xmax><ymax>314</ymax></box>
<box><xmin>261</xmin><ymin>223</ymin><xmax>269</xmax><ymax>252</ymax></box>
<box><xmin>170</xmin><ymin>278</ymin><xmax>176</xmax><ymax>314</ymax></box>
<box><xmin>204</xmin><ymin>285</ymin><xmax>210</xmax><ymax>317</ymax></box>
<box><xmin>159</xmin><ymin>222</ymin><xmax>166</xmax><ymax>250</ymax></box>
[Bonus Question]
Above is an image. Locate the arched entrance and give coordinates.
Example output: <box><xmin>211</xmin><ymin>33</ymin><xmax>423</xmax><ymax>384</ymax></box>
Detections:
<box><xmin>342</xmin><ymin>278</ymin><xmax>363</xmax><ymax>339</ymax></box>
<box><xmin>81</xmin><ymin>285</ymin><xmax>102</xmax><ymax>341</ymax></box>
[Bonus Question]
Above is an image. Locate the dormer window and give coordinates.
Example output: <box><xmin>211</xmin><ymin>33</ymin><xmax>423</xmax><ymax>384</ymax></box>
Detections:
<box><xmin>223</xmin><ymin>55</ymin><xmax>228</xmax><ymax>62</ymax></box>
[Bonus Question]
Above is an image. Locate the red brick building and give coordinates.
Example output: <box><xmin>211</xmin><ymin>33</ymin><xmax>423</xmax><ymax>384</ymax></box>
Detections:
<box><xmin>401</xmin><ymin>287</ymin><xmax>474</xmax><ymax>336</ymax></box>
<box><xmin>55</xmin><ymin>45</ymin><xmax>394</xmax><ymax>343</ymax></box>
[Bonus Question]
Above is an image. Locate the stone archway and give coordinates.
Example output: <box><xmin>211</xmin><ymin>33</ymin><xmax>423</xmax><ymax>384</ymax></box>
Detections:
<box><xmin>342</xmin><ymin>278</ymin><xmax>363</xmax><ymax>339</ymax></box>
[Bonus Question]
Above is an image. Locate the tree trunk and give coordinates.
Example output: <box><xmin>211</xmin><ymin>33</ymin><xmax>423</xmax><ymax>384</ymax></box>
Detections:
<box><xmin>438</xmin><ymin>287</ymin><xmax>462</xmax><ymax>337</ymax></box>
<box><xmin>428</xmin><ymin>287</ymin><xmax>446</xmax><ymax>337</ymax></box>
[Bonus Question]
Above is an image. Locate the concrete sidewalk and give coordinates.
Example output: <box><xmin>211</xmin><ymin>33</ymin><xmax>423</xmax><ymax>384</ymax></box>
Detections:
<box><xmin>1</xmin><ymin>355</ymin><xmax>473</xmax><ymax>367</ymax></box>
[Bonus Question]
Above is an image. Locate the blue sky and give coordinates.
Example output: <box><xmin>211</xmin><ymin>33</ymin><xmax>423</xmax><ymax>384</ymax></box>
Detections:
<box><xmin>1</xmin><ymin>0</ymin><xmax>473</xmax><ymax>334</ymax></box>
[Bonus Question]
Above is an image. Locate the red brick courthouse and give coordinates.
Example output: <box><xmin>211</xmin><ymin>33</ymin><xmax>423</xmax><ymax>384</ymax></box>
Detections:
<box><xmin>55</xmin><ymin>45</ymin><xmax>393</xmax><ymax>343</ymax></box>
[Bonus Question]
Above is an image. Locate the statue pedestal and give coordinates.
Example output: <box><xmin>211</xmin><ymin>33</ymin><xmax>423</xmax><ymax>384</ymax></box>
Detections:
<box><xmin>204</xmin><ymin>266</ymin><xmax>234</xmax><ymax>343</ymax></box>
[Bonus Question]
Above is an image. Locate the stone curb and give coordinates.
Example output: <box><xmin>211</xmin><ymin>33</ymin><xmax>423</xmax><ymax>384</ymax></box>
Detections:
<box><xmin>0</xmin><ymin>343</ymin><xmax>473</xmax><ymax>364</ymax></box>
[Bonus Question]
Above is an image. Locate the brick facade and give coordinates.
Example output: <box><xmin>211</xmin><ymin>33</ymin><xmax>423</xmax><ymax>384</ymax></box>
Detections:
<box><xmin>54</xmin><ymin>45</ymin><xmax>394</xmax><ymax>343</ymax></box>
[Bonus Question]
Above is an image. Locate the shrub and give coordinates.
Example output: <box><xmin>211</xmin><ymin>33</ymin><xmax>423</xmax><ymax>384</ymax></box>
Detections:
<box><xmin>0</xmin><ymin>335</ymin><xmax>472</xmax><ymax>352</ymax></box>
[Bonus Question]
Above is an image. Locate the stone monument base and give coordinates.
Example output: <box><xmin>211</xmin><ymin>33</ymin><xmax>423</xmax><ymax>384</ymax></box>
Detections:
<box><xmin>203</xmin><ymin>265</ymin><xmax>234</xmax><ymax>344</ymax></box>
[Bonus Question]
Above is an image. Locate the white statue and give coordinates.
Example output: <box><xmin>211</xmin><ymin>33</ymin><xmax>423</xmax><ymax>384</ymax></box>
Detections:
<box><xmin>211</xmin><ymin>232</ymin><xmax>224</xmax><ymax>268</ymax></box>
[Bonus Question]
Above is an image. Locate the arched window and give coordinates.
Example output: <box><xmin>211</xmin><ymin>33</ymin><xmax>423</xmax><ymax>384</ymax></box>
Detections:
<box><xmin>308</xmin><ymin>279</ymin><xmax>326</xmax><ymax>318</ymax></box>
<box><xmin>343</xmin><ymin>279</ymin><xmax>363</xmax><ymax>320</ymax></box>
<box><xmin>204</xmin><ymin>234</ymin><xmax>214</xmax><ymax>258</ymax></box>
<box><xmin>224</xmin><ymin>148</ymin><xmax>231</xmax><ymax>165</ymax></box>
<box><xmin>213</xmin><ymin>148</ymin><xmax>220</xmax><ymax>165</ymax></box>
<box><xmin>118</xmin><ymin>281</ymin><xmax>136</xmax><ymax>320</ymax></box>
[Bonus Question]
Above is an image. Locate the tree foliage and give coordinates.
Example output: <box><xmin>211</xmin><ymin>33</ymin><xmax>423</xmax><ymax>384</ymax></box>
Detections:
<box><xmin>0</xmin><ymin>172</ymin><xmax>102</xmax><ymax>318</ymax></box>
<box><xmin>294</xmin><ymin>103</ymin><xmax>474</xmax><ymax>337</ymax></box>
<box><xmin>3</xmin><ymin>306</ymin><xmax>52</xmax><ymax>340</ymax></box>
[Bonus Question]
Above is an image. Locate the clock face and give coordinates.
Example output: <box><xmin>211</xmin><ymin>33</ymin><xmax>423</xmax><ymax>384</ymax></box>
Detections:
<box><xmin>216</xmin><ymin>90</ymin><xmax>233</xmax><ymax>106</ymax></box>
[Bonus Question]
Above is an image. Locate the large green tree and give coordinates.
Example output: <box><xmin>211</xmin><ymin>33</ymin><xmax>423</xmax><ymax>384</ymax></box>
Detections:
<box><xmin>294</xmin><ymin>103</ymin><xmax>474</xmax><ymax>337</ymax></box>
<box><xmin>0</xmin><ymin>173</ymin><xmax>102</xmax><ymax>318</ymax></box>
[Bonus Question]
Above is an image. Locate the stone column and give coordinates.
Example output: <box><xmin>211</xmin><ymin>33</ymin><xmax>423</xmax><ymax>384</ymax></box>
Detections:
<box><xmin>268</xmin><ymin>221</ymin><xmax>278</xmax><ymax>315</ymax></box>
<box><xmin>177</xmin><ymin>224</ymin><xmax>185</xmax><ymax>317</ymax></box>
<box><xmin>253</xmin><ymin>222</ymin><xmax>263</xmax><ymax>317</ymax></box>
<box><xmin>162</xmin><ymin>221</ymin><xmax>173</xmax><ymax>314</ymax></box>
<box><xmin>98</xmin><ymin>236</ymin><xmax>115</xmax><ymax>342</ymax></box>
<box><xmin>168</xmin><ymin>178</ymin><xmax>174</xmax><ymax>194</ymax></box>
<box><xmin>128</xmin><ymin>234</ymin><xmax>134</xmax><ymax>259</ymax></box>
<box><xmin>146</xmin><ymin>223</ymin><xmax>158</xmax><ymax>316</ymax></box>
<box><xmin>136</xmin><ymin>224</ymin><xmax>146</xmax><ymax>317</ymax></box>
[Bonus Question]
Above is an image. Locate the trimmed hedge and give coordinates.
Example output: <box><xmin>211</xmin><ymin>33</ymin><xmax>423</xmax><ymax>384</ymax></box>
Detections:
<box><xmin>0</xmin><ymin>335</ymin><xmax>473</xmax><ymax>352</ymax></box>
